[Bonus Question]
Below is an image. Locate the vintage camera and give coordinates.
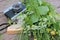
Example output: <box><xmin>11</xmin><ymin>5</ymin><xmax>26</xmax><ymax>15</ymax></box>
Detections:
<box><xmin>4</xmin><ymin>2</ymin><xmax>26</xmax><ymax>21</ymax></box>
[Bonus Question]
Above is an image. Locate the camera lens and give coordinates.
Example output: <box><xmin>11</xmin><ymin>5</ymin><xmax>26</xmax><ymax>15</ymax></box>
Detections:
<box><xmin>13</xmin><ymin>4</ymin><xmax>20</xmax><ymax>10</ymax></box>
<box><xmin>12</xmin><ymin>3</ymin><xmax>23</xmax><ymax>13</ymax></box>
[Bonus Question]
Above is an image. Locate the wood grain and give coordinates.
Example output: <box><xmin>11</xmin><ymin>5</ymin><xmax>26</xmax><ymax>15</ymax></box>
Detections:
<box><xmin>0</xmin><ymin>12</ymin><xmax>7</xmax><ymax>24</ymax></box>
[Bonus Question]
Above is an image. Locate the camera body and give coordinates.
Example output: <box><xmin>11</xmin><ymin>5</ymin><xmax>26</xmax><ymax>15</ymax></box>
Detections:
<box><xmin>4</xmin><ymin>2</ymin><xmax>26</xmax><ymax>21</ymax></box>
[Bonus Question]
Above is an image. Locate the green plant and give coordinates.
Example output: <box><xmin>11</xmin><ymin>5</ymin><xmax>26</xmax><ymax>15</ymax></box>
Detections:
<box><xmin>19</xmin><ymin>0</ymin><xmax>60</xmax><ymax>40</ymax></box>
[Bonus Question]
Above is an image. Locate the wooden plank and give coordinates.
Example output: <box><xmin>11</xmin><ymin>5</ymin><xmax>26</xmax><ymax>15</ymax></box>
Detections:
<box><xmin>0</xmin><ymin>12</ymin><xmax>8</xmax><ymax>34</ymax></box>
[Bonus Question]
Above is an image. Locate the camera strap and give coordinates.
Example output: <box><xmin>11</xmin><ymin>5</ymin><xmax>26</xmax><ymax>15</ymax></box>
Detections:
<box><xmin>0</xmin><ymin>23</ymin><xmax>10</xmax><ymax>31</ymax></box>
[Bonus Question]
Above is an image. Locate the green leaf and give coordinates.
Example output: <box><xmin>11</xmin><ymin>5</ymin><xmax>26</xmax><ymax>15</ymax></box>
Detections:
<box><xmin>24</xmin><ymin>16</ymin><xmax>33</xmax><ymax>25</ymax></box>
<box><xmin>39</xmin><ymin>6</ymin><xmax>49</xmax><ymax>15</ymax></box>
<box><xmin>38</xmin><ymin>0</ymin><xmax>43</xmax><ymax>5</ymax></box>
<box><xmin>42</xmin><ymin>2</ymin><xmax>55</xmax><ymax>11</ymax></box>
<box><xmin>30</xmin><ymin>13</ymin><xmax>39</xmax><ymax>23</ymax></box>
<box><xmin>43</xmin><ymin>32</ymin><xmax>50</xmax><ymax>40</ymax></box>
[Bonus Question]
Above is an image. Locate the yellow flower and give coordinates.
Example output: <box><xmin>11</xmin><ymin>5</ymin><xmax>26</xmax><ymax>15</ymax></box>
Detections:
<box><xmin>34</xmin><ymin>38</ymin><xmax>37</xmax><ymax>40</ymax></box>
<box><xmin>50</xmin><ymin>31</ymin><xmax>56</xmax><ymax>36</ymax></box>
